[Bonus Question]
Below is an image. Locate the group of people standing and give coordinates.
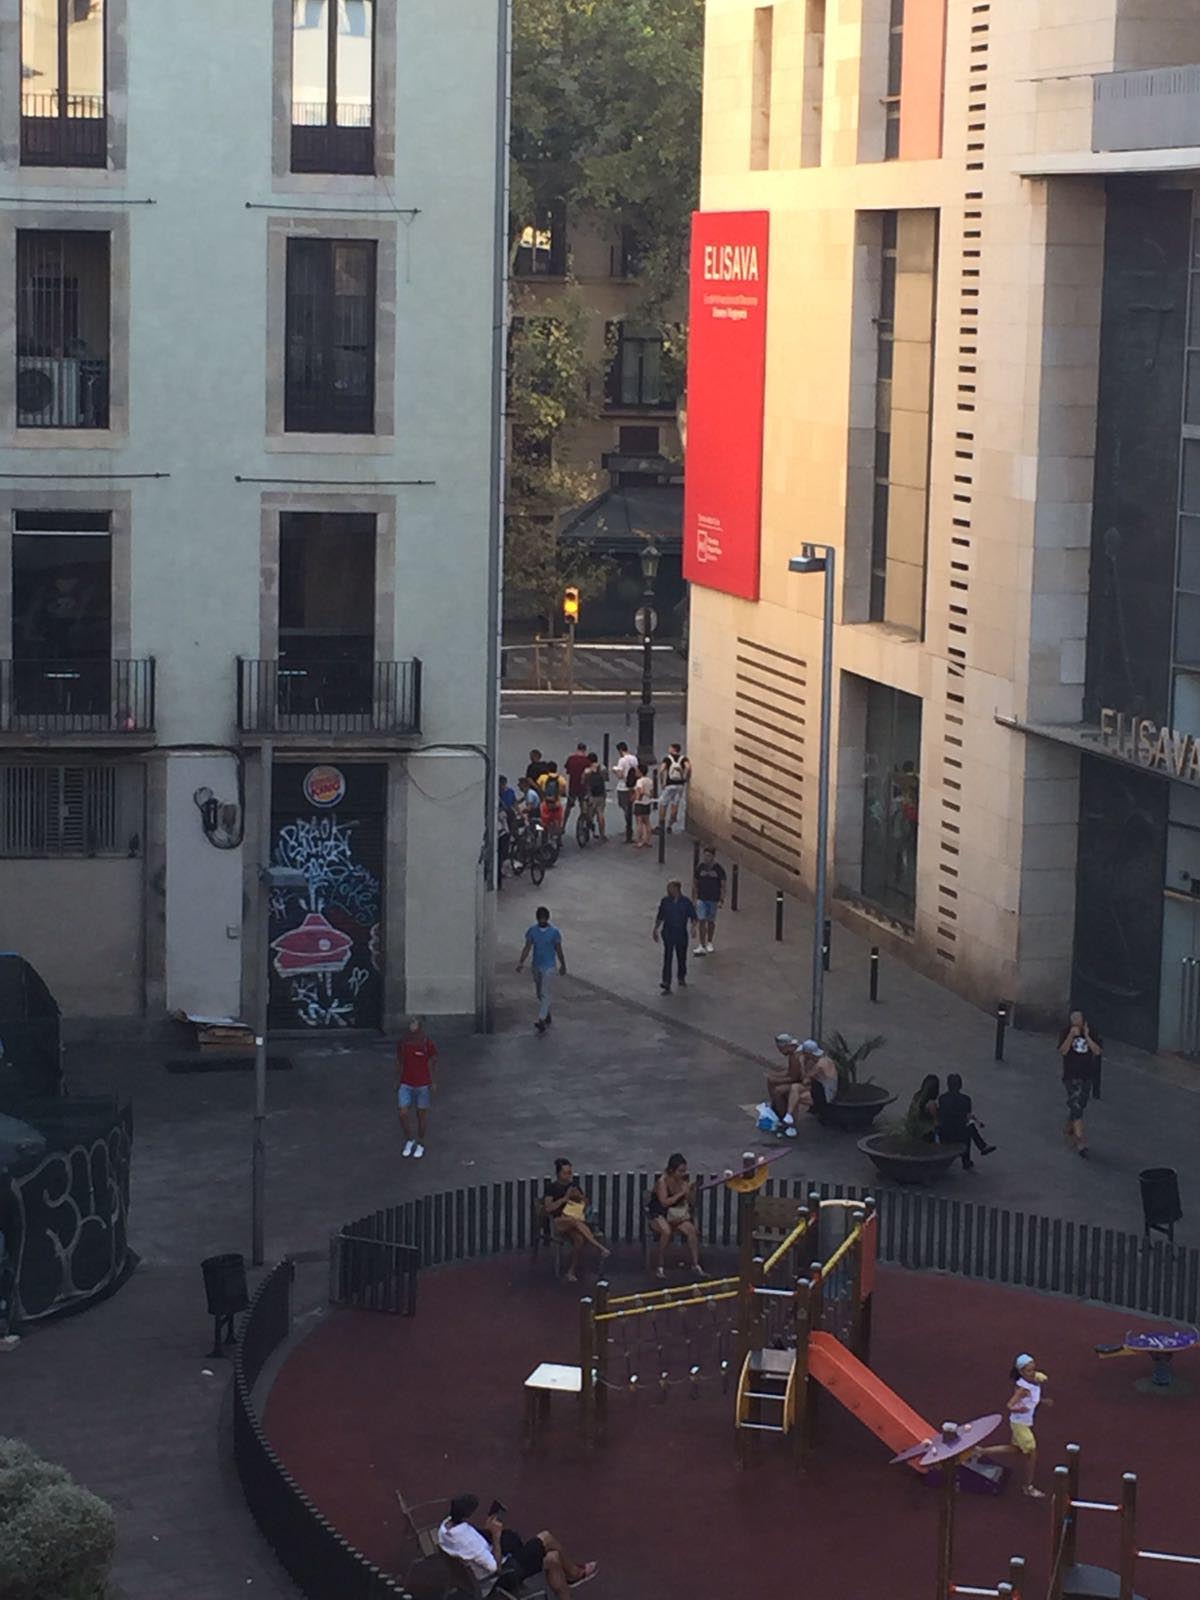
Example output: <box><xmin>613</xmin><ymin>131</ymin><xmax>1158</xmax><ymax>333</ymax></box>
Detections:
<box><xmin>499</xmin><ymin>742</ymin><xmax>693</xmax><ymax>855</ymax></box>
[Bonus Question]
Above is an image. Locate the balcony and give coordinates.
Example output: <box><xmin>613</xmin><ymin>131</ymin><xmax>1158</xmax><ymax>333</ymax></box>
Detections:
<box><xmin>1020</xmin><ymin>64</ymin><xmax>1200</xmax><ymax>178</ymax></box>
<box><xmin>20</xmin><ymin>94</ymin><xmax>106</xmax><ymax>168</ymax></box>
<box><xmin>1094</xmin><ymin>66</ymin><xmax>1200</xmax><ymax>153</ymax></box>
<box><xmin>0</xmin><ymin>659</ymin><xmax>155</xmax><ymax>741</ymax></box>
<box><xmin>237</xmin><ymin>659</ymin><xmax>421</xmax><ymax>740</ymax></box>
<box><xmin>290</xmin><ymin>102</ymin><xmax>374</xmax><ymax>175</ymax></box>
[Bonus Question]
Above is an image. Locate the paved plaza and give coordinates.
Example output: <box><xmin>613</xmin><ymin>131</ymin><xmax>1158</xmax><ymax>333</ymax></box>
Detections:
<box><xmin>2</xmin><ymin>708</ymin><xmax>1197</xmax><ymax>1596</ymax></box>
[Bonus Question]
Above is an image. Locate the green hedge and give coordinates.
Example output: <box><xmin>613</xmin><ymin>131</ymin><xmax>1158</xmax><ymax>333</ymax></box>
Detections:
<box><xmin>0</xmin><ymin>1439</ymin><xmax>116</xmax><ymax>1600</ymax></box>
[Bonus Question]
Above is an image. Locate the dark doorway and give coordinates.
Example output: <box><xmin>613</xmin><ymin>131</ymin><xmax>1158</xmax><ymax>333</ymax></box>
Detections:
<box><xmin>268</xmin><ymin>762</ymin><xmax>385</xmax><ymax>1030</ymax></box>
<box><xmin>278</xmin><ymin>511</ymin><xmax>375</xmax><ymax>716</ymax></box>
<box><xmin>11</xmin><ymin>509</ymin><xmax>111</xmax><ymax>716</ymax></box>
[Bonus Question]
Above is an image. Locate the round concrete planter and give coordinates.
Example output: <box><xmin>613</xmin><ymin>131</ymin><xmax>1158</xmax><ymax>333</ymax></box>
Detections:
<box><xmin>819</xmin><ymin>1084</ymin><xmax>896</xmax><ymax>1133</ymax></box>
<box><xmin>857</xmin><ymin>1132</ymin><xmax>966</xmax><ymax>1185</ymax></box>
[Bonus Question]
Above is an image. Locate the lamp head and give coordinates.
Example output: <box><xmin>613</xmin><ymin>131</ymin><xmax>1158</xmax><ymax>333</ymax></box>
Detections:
<box><xmin>640</xmin><ymin>540</ymin><xmax>661</xmax><ymax>582</ymax></box>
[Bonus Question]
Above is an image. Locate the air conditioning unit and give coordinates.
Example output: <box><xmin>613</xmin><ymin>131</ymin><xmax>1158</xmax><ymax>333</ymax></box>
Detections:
<box><xmin>17</xmin><ymin>356</ymin><xmax>82</xmax><ymax>427</ymax></box>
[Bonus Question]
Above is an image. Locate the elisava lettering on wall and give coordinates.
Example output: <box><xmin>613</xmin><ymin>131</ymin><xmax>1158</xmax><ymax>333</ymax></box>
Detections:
<box><xmin>1100</xmin><ymin>708</ymin><xmax>1200</xmax><ymax>783</ymax></box>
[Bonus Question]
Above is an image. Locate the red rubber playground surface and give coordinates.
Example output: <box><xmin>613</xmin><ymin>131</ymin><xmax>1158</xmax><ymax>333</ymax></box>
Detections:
<box><xmin>264</xmin><ymin>1258</ymin><xmax>1195</xmax><ymax>1599</ymax></box>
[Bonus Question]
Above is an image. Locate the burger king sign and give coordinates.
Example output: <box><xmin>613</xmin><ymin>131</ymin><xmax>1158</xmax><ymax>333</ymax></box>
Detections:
<box><xmin>302</xmin><ymin>765</ymin><xmax>347</xmax><ymax>809</ymax></box>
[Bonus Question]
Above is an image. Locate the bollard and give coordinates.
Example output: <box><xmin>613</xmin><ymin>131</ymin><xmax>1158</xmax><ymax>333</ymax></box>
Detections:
<box><xmin>869</xmin><ymin>946</ymin><xmax>879</xmax><ymax>1003</ymax></box>
<box><xmin>657</xmin><ymin>815</ymin><xmax>666</xmax><ymax>864</ymax></box>
<box><xmin>692</xmin><ymin>839</ymin><xmax>701</xmax><ymax>878</ymax></box>
<box><xmin>731</xmin><ymin>863</ymin><xmax>740</xmax><ymax>911</ymax></box>
<box><xmin>822</xmin><ymin>918</ymin><xmax>831</xmax><ymax>972</ymax></box>
<box><xmin>603</xmin><ymin>732</ymin><xmax>610</xmax><ymax>769</ymax></box>
<box><xmin>775</xmin><ymin>889</ymin><xmax>784</xmax><ymax>942</ymax></box>
<box><xmin>624</xmin><ymin>688</ymin><xmax>631</xmax><ymax>727</ymax></box>
<box><xmin>994</xmin><ymin>1002</ymin><xmax>1008</xmax><ymax>1062</ymax></box>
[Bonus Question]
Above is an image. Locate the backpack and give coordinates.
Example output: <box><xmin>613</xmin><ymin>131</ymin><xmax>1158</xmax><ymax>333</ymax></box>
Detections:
<box><xmin>588</xmin><ymin>766</ymin><xmax>607</xmax><ymax>796</ymax></box>
<box><xmin>666</xmin><ymin>754</ymin><xmax>687</xmax><ymax>783</ymax></box>
<box><xmin>543</xmin><ymin>774</ymin><xmax>561</xmax><ymax>801</ymax></box>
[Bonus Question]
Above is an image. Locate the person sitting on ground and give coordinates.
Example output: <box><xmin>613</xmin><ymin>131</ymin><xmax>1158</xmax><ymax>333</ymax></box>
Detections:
<box><xmin>937</xmin><ymin>1072</ymin><xmax>995</xmax><ymax>1170</ymax></box>
<box><xmin>542</xmin><ymin>1158</ymin><xmax>610</xmax><ymax>1283</ymax></box>
<box><xmin>904</xmin><ymin>1074</ymin><xmax>941</xmax><ymax>1142</ymax></box>
<box><xmin>647</xmin><ymin>1153</ymin><xmax>702</xmax><ymax>1279</ymax></box>
<box><xmin>437</xmin><ymin>1493</ymin><xmax>597</xmax><ymax>1597</ymax></box>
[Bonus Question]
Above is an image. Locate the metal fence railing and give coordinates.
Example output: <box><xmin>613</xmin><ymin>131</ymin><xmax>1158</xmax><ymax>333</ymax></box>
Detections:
<box><xmin>233</xmin><ymin>1258</ymin><xmax>412</xmax><ymax>1600</ymax></box>
<box><xmin>330</xmin><ymin>1210</ymin><xmax>419</xmax><ymax>1315</ymax></box>
<box><xmin>0</xmin><ymin>658</ymin><xmax>155</xmax><ymax>734</ymax></box>
<box><xmin>352</xmin><ymin>1174</ymin><xmax>1198</xmax><ymax>1325</ymax></box>
<box><xmin>237</xmin><ymin>657</ymin><xmax>420</xmax><ymax>737</ymax></box>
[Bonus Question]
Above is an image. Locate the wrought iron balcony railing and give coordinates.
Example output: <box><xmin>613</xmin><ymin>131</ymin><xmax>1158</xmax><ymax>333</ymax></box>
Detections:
<box><xmin>237</xmin><ymin>658</ymin><xmax>421</xmax><ymax>737</ymax></box>
<box><xmin>0</xmin><ymin>659</ymin><xmax>155</xmax><ymax>735</ymax></box>
<box><xmin>20</xmin><ymin>94</ymin><xmax>106</xmax><ymax>168</ymax></box>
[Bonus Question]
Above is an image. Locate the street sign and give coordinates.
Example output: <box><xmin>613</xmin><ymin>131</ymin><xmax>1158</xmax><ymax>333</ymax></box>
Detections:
<box><xmin>634</xmin><ymin>605</ymin><xmax>658</xmax><ymax>637</ymax></box>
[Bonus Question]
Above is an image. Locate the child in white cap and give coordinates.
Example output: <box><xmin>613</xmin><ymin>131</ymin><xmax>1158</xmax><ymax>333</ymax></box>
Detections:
<box><xmin>976</xmin><ymin>1353</ymin><xmax>1052</xmax><ymax>1497</ymax></box>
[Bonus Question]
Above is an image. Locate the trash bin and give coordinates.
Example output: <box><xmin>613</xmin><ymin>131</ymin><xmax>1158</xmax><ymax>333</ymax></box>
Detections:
<box><xmin>201</xmin><ymin>1252</ymin><xmax>249</xmax><ymax>1318</ymax></box>
<box><xmin>1139</xmin><ymin>1168</ymin><xmax>1182</xmax><ymax>1240</ymax></box>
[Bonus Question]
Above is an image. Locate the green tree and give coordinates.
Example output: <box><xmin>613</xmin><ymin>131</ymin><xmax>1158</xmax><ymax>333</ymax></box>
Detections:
<box><xmin>505</xmin><ymin>0</ymin><xmax>702</xmax><ymax>629</ymax></box>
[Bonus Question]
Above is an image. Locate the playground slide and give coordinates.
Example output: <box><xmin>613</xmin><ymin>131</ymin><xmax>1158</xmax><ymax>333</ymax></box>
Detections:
<box><xmin>807</xmin><ymin>1332</ymin><xmax>934</xmax><ymax>1468</ymax></box>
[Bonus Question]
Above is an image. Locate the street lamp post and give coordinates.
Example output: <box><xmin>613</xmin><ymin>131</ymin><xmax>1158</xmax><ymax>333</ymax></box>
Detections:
<box><xmin>788</xmin><ymin>543</ymin><xmax>836</xmax><ymax>1044</ymax></box>
<box><xmin>636</xmin><ymin>540</ymin><xmax>661</xmax><ymax>770</ymax></box>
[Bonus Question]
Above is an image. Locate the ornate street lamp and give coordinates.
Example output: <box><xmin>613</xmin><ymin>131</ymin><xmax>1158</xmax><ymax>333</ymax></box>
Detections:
<box><xmin>636</xmin><ymin>539</ymin><xmax>661</xmax><ymax>769</ymax></box>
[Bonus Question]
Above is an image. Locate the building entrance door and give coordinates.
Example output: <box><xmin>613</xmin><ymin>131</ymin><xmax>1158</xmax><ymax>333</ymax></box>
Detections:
<box><xmin>1160</xmin><ymin>893</ymin><xmax>1200</xmax><ymax>1057</ymax></box>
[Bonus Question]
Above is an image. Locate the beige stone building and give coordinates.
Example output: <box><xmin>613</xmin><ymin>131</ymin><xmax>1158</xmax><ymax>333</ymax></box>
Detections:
<box><xmin>688</xmin><ymin>0</ymin><xmax>1200</xmax><ymax>1053</ymax></box>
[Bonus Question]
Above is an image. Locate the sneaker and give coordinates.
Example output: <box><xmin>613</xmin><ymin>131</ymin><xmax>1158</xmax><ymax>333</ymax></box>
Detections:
<box><xmin>570</xmin><ymin>1563</ymin><xmax>598</xmax><ymax>1589</ymax></box>
<box><xmin>660</xmin><ymin>984</ymin><xmax>671</xmax><ymax>994</ymax></box>
<box><xmin>412</xmin><ymin>1143</ymin><xmax>425</xmax><ymax>1159</ymax></box>
<box><xmin>1021</xmin><ymin>1485</ymin><xmax>1046</xmax><ymax>1500</ymax></box>
<box><xmin>402</xmin><ymin>1139</ymin><xmax>414</xmax><ymax>1158</ymax></box>
<box><xmin>981</xmin><ymin>1144</ymin><xmax>997</xmax><ymax>1155</ymax></box>
<box><xmin>0</xmin><ymin>1335</ymin><xmax>20</xmax><ymax>1352</ymax></box>
<box><xmin>786</xmin><ymin>1126</ymin><xmax>797</xmax><ymax>1139</ymax></box>
<box><xmin>782</xmin><ymin>1113</ymin><xmax>795</xmax><ymax>1126</ymax></box>
<box><xmin>705</xmin><ymin>943</ymin><xmax>715</xmax><ymax>954</ymax></box>
<box><xmin>655</xmin><ymin>1267</ymin><xmax>666</xmax><ymax>1280</ymax></box>
<box><xmin>678</xmin><ymin>977</ymin><xmax>687</xmax><ymax>987</ymax></box>
<box><xmin>545</xmin><ymin>1012</ymin><xmax>552</xmax><ymax>1027</ymax></box>
<box><xmin>535</xmin><ymin>1019</ymin><xmax>546</xmax><ymax>1035</ymax></box>
<box><xmin>1077</xmin><ymin>1146</ymin><xmax>1089</xmax><ymax>1159</ymax></box>
<box><xmin>693</xmin><ymin>945</ymin><xmax>706</xmax><ymax>956</ymax></box>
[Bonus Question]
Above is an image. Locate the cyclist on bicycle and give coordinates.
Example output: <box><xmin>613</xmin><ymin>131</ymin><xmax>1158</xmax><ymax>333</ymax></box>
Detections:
<box><xmin>580</xmin><ymin>752</ymin><xmax>608</xmax><ymax>841</ymax></box>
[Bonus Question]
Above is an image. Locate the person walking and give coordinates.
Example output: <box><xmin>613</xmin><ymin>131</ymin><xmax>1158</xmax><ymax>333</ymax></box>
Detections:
<box><xmin>396</xmin><ymin>1015</ymin><xmax>438</xmax><ymax>1159</ymax></box>
<box><xmin>658</xmin><ymin>743</ymin><xmax>691</xmax><ymax>833</ymax></box>
<box><xmin>613</xmin><ymin>741</ymin><xmax>637</xmax><ymax>843</ymax></box>
<box><xmin>975</xmin><ymin>1354</ymin><xmax>1052</xmax><ymax>1499</ymax></box>
<box><xmin>516</xmin><ymin>906</ymin><xmax>567</xmax><ymax>1035</ymax></box>
<box><xmin>936</xmin><ymin>1072</ymin><xmax>995</xmax><ymax>1170</ymax></box>
<box><xmin>632</xmin><ymin>764</ymin><xmax>655</xmax><ymax>848</ymax></box>
<box><xmin>653</xmin><ymin>879</ymin><xmax>698</xmax><ymax>994</ymax></box>
<box><xmin>563</xmin><ymin>741</ymin><xmax>590</xmax><ymax>824</ymax></box>
<box><xmin>692</xmin><ymin>845</ymin><xmax>727</xmax><ymax>955</ymax></box>
<box><xmin>1058</xmin><ymin>1009</ymin><xmax>1102</xmax><ymax>1157</ymax></box>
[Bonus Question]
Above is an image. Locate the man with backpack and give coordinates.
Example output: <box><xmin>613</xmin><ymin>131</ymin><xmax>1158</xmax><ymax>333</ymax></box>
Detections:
<box><xmin>581</xmin><ymin>751</ymin><xmax>608</xmax><ymax>840</ymax></box>
<box><xmin>613</xmin><ymin>740</ymin><xmax>638</xmax><ymax>843</ymax></box>
<box><xmin>658</xmin><ymin>743</ymin><xmax>691</xmax><ymax>833</ymax></box>
<box><xmin>536</xmin><ymin>761</ymin><xmax>565</xmax><ymax>839</ymax></box>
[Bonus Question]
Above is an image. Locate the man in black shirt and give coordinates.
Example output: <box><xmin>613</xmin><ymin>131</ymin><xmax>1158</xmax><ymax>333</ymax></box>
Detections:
<box><xmin>937</xmin><ymin>1073</ymin><xmax>995</xmax><ymax>1170</ymax></box>
<box><xmin>653</xmin><ymin>879</ymin><xmax>698</xmax><ymax>994</ymax></box>
<box><xmin>692</xmin><ymin>845</ymin><xmax>727</xmax><ymax>956</ymax></box>
<box><xmin>1058</xmin><ymin>1009</ymin><xmax>1102</xmax><ymax>1157</ymax></box>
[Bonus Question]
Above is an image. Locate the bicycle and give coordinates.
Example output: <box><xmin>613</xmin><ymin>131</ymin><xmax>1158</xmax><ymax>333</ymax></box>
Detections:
<box><xmin>508</xmin><ymin>818</ymin><xmax>547</xmax><ymax>885</ymax></box>
<box><xmin>576</xmin><ymin>794</ymin><xmax>604</xmax><ymax>848</ymax></box>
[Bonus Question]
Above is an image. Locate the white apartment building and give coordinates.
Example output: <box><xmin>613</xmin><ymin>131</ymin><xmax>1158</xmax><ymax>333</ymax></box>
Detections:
<box><xmin>0</xmin><ymin>0</ymin><xmax>506</xmax><ymax>1032</ymax></box>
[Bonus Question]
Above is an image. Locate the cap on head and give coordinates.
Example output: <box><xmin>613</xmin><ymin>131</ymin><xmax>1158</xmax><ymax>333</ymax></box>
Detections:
<box><xmin>775</xmin><ymin>1032</ymin><xmax>799</xmax><ymax>1050</ymax></box>
<box><xmin>1015</xmin><ymin>1353</ymin><xmax>1035</xmax><ymax>1372</ymax></box>
<box><xmin>801</xmin><ymin>1039</ymin><xmax>822</xmax><ymax>1056</ymax></box>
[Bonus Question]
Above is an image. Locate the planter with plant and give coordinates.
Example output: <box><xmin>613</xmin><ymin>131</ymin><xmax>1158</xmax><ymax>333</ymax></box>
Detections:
<box><xmin>818</xmin><ymin>1032</ymin><xmax>895</xmax><ymax>1132</ymax></box>
<box><xmin>857</xmin><ymin>1130</ymin><xmax>967</xmax><ymax>1186</ymax></box>
<box><xmin>0</xmin><ymin>1436</ymin><xmax>117</xmax><ymax>1600</ymax></box>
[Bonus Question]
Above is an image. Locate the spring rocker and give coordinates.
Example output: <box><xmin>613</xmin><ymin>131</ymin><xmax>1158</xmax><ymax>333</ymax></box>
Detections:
<box><xmin>1093</xmin><ymin>1326</ymin><xmax>1199</xmax><ymax>1394</ymax></box>
<box><xmin>1046</xmin><ymin>1442</ymin><xmax>1200</xmax><ymax>1600</ymax></box>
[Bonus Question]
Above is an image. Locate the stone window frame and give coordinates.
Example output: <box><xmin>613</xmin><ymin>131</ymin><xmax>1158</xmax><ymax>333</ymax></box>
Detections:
<box><xmin>271</xmin><ymin>0</ymin><xmax>397</xmax><ymax>191</ymax></box>
<box><xmin>0</xmin><ymin>0</ymin><xmax>129</xmax><ymax>179</ymax></box>
<box><xmin>265</xmin><ymin>214</ymin><xmax>397</xmax><ymax>450</ymax></box>
<box><xmin>0</xmin><ymin>205</ymin><xmax>131</xmax><ymax>446</ymax></box>
<box><xmin>257</xmin><ymin>491</ymin><xmax>398</xmax><ymax>661</ymax></box>
<box><xmin>0</xmin><ymin>486</ymin><xmax>132</xmax><ymax>664</ymax></box>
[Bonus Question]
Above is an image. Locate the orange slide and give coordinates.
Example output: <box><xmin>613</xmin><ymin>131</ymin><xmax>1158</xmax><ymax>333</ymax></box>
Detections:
<box><xmin>807</xmin><ymin>1331</ymin><xmax>933</xmax><ymax>1470</ymax></box>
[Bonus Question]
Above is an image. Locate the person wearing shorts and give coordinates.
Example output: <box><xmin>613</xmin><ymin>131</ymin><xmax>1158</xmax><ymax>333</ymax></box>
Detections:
<box><xmin>396</xmin><ymin>1016</ymin><xmax>438</xmax><ymax>1159</ymax></box>
<box><xmin>976</xmin><ymin>1353</ymin><xmax>1052</xmax><ymax>1497</ymax></box>
<box><xmin>437</xmin><ymin>1493</ymin><xmax>597</xmax><ymax>1596</ymax></box>
<box><xmin>658</xmin><ymin>743</ymin><xmax>691</xmax><ymax>832</ymax></box>
<box><xmin>1058</xmin><ymin>1009</ymin><xmax>1102</xmax><ymax>1157</ymax></box>
<box><xmin>692</xmin><ymin>845</ymin><xmax>726</xmax><ymax>955</ymax></box>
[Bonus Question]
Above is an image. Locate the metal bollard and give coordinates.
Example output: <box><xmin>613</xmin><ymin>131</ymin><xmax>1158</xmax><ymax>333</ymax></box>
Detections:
<box><xmin>775</xmin><ymin>889</ymin><xmax>784</xmax><ymax>942</ymax></box>
<box><xmin>692</xmin><ymin>839</ymin><xmax>701</xmax><ymax>878</ymax></box>
<box><xmin>994</xmin><ymin>1002</ymin><xmax>1009</xmax><ymax>1062</ymax></box>
<box><xmin>603</xmin><ymin>732</ymin><xmax>610</xmax><ymax>769</ymax></box>
<box><xmin>869</xmin><ymin>946</ymin><xmax>879</xmax><ymax>1003</ymax></box>
<box><xmin>822</xmin><ymin>918</ymin><xmax>831</xmax><ymax>972</ymax></box>
<box><xmin>657</xmin><ymin>816</ymin><xmax>666</xmax><ymax>864</ymax></box>
<box><xmin>731</xmin><ymin>863</ymin><xmax>740</xmax><ymax>911</ymax></box>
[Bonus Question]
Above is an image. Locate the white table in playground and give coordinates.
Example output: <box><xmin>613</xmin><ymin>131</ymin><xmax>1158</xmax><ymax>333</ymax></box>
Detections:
<box><xmin>524</xmin><ymin>1361</ymin><xmax>581</xmax><ymax>1447</ymax></box>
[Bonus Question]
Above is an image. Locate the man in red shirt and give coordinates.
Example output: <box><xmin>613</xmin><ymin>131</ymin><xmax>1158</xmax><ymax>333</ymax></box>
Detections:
<box><xmin>397</xmin><ymin>1016</ymin><xmax>438</xmax><ymax>1159</ymax></box>
<box><xmin>562</xmin><ymin>741</ymin><xmax>590</xmax><ymax>824</ymax></box>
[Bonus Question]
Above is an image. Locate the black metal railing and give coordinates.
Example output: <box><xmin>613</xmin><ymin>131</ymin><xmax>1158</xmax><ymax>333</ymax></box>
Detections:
<box><xmin>234</xmin><ymin>1259</ymin><xmax>413</xmax><ymax>1600</ymax></box>
<box><xmin>358</xmin><ymin>1174</ymin><xmax>1199</xmax><ymax>1325</ymax></box>
<box><xmin>20</xmin><ymin>94</ymin><xmax>106</xmax><ymax>168</ymax></box>
<box><xmin>0</xmin><ymin>659</ymin><xmax>155</xmax><ymax>735</ymax></box>
<box><xmin>290</xmin><ymin>103</ymin><xmax>374</xmax><ymax>174</ymax></box>
<box><xmin>16</xmin><ymin>355</ymin><xmax>109</xmax><ymax>430</ymax></box>
<box><xmin>237</xmin><ymin>658</ymin><xmax>421</xmax><ymax>736</ymax></box>
<box><xmin>330</xmin><ymin>1210</ymin><xmax>420</xmax><ymax>1314</ymax></box>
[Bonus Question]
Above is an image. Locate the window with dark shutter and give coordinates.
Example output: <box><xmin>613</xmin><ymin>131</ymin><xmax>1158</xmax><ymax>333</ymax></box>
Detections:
<box><xmin>284</xmin><ymin>238</ymin><xmax>377</xmax><ymax>434</ymax></box>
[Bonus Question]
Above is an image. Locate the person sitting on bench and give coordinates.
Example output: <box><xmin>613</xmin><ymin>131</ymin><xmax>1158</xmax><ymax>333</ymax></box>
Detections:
<box><xmin>437</xmin><ymin>1493</ymin><xmax>597</xmax><ymax>1596</ymax></box>
<box><xmin>542</xmin><ymin>1158</ymin><xmax>610</xmax><ymax>1283</ymax></box>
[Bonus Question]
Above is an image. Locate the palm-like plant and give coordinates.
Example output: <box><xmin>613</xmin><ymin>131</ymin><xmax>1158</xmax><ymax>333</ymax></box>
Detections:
<box><xmin>823</xmin><ymin>1031</ymin><xmax>886</xmax><ymax>1093</ymax></box>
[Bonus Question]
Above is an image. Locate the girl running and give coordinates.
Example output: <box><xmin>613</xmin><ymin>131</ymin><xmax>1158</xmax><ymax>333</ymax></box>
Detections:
<box><xmin>977</xmin><ymin>1353</ymin><xmax>1052</xmax><ymax>1498</ymax></box>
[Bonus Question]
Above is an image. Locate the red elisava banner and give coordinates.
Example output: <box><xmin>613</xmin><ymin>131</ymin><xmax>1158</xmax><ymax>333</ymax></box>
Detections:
<box><xmin>683</xmin><ymin>210</ymin><xmax>770</xmax><ymax>601</ymax></box>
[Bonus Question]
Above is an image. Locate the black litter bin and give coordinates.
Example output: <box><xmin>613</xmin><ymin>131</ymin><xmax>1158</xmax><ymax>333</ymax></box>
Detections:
<box><xmin>202</xmin><ymin>1252</ymin><xmax>249</xmax><ymax>1317</ymax></box>
<box><xmin>1139</xmin><ymin>1167</ymin><xmax>1182</xmax><ymax>1240</ymax></box>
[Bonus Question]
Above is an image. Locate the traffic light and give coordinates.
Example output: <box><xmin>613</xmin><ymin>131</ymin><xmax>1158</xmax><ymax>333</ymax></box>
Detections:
<box><xmin>562</xmin><ymin>585</ymin><xmax>581</xmax><ymax>625</ymax></box>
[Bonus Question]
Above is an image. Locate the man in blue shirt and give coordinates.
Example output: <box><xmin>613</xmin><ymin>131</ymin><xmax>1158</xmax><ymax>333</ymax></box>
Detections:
<box><xmin>516</xmin><ymin>906</ymin><xmax>567</xmax><ymax>1034</ymax></box>
<box><xmin>652</xmin><ymin>879</ymin><xmax>698</xmax><ymax>994</ymax></box>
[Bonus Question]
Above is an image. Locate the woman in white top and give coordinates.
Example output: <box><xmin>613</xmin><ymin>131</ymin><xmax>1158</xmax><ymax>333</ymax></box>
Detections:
<box><xmin>632</xmin><ymin>765</ymin><xmax>655</xmax><ymax>849</ymax></box>
<box><xmin>976</xmin><ymin>1352</ymin><xmax>1052</xmax><ymax>1497</ymax></box>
